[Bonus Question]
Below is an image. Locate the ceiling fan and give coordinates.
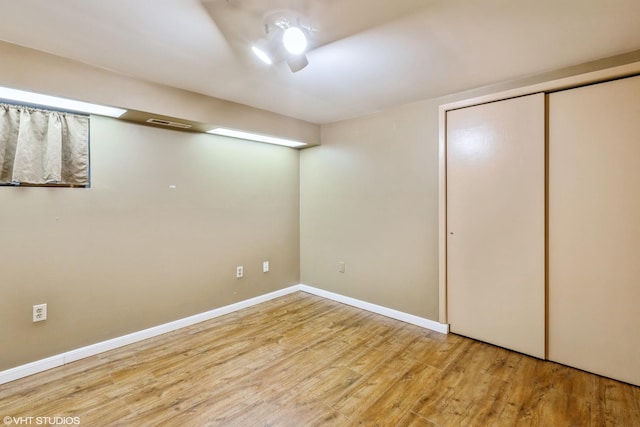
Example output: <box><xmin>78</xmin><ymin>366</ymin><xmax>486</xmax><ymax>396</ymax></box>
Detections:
<box><xmin>200</xmin><ymin>0</ymin><xmax>428</xmax><ymax>73</ymax></box>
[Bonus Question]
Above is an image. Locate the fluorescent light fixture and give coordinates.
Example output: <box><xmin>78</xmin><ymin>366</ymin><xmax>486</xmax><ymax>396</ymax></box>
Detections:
<box><xmin>208</xmin><ymin>128</ymin><xmax>307</xmax><ymax>148</ymax></box>
<box><xmin>0</xmin><ymin>86</ymin><xmax>126</xmax><ymax>118</ymax></box>
<box><xmin>283</xmin><ymin>27</ymin><xmax>308</xmax><ymax>54</ymax></box>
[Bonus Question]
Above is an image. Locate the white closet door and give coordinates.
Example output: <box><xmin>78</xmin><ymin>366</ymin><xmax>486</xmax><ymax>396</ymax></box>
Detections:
<box><xmin>446</xmin><ymin>93</ymin><xmax>545</xmax><ymax>359</ymax></box>
<box><xmin>548</xmin><ymin>75</ymin><xmax>640</xmax><ymax>386</ymax></box>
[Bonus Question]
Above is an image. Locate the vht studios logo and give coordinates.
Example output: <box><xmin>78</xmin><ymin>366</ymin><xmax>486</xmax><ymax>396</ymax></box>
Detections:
<box><xmin>3</xmin><ymin>416</ymin><xmax>81</xmax><ymax>425</ymax></box>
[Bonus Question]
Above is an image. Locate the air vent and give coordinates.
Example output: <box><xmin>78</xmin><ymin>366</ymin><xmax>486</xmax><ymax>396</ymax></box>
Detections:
<box><xmin>146</xmin><ymin>118</ymin><xmax>192</xmax><ymax>129</ymax></box>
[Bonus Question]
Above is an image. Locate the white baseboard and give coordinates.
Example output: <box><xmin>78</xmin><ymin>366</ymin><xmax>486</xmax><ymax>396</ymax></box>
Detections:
<box><xmin>0</xmin><ymin>286</ymin><xmax>299</xmax><ymax>385</ymax></box>
<box><xmin>298</xmin><ymin>284</ymin><xmax>449</xmax><ymax>334</ymax></box>
<box><xmin>0</xmin><ymin>284</ymin><xmax>447</xmax><ymax>385</ymax></box>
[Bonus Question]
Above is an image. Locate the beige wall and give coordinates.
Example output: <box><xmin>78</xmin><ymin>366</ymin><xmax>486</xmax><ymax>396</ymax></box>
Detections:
<box><xmin>300</xmin><ymin>101</ymin><xmax>441</xmax><ymax>319</ymax></box>
<box><xmin>0</xmin><ymin>117</ymin><xmax>300</xmax><ymax>370</ymax></box>
<box><xmin>300</xmin><ymin>50</ymin><xmax>640</xmax><ymax>321</ymax></box>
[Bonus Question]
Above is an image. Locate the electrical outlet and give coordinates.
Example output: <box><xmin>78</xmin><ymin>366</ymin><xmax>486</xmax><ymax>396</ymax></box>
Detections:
<box><xmin>33</xmin><ymin>304</ymin><xmax>47</xmax><ymax>322</ymax></box>
<box><xmin>263</xmin><ymin>261</ymin><xmax>269</xmax><ymax>273</ymax></box>
<box><xmin>338</xmin><ymin>261</ymin><xmax>345</xmax><ymax>273</ymax></box>
<box><xmin>236</xmin><ymin>266</ymin><xmax>244</xmax><ymax>278</ymax></box>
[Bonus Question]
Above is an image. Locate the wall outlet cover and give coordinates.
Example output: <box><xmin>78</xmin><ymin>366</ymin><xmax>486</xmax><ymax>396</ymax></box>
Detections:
<box><xmin>33</xmin><ymin>304</ymin><xmax>47</xmax><ymax>322</ymax></box>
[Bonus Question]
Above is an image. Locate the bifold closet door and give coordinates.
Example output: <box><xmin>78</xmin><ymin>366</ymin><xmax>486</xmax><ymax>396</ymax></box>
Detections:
<box><xmin>548</xmin><ymin>75</ymin><xmax>640</xmax><ymax>386</ymax></box>
<box><xmin>447</xmin><ymin>93</ymin><xmax>545</xmax><ymax>359</ymax></box>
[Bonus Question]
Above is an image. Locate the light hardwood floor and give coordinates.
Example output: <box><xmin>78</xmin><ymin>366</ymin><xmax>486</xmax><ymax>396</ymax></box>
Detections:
<box><xmin>1</xmin><ymin>292</ymin><xmax>639</xmax><ymax>426</ymax></box>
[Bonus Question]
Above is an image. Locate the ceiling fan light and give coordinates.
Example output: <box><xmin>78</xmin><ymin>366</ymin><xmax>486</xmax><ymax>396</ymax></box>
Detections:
<box><xmin>282</xmin><ymin>27</ymin><xmax>307</xmax><ymax>55</ymax></box>
<box><xmin>287</xmin><ymin>54</ymin><xmax>309</xmax><ymax>73</ymax></box>
<box><xmin>251</xmin><ymin>44</ymin><xmax>272</xmax><ymax>64</ymax></box>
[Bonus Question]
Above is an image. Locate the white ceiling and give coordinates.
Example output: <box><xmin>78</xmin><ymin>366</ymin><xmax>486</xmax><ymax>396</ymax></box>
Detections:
<box><xmin>0</xmin><ymin>0</ymin><xmax>639</xmax><ymax>124</ymax></box>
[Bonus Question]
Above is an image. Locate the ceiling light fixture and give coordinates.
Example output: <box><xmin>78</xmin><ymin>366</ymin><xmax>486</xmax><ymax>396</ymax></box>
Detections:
<box><xmin>287</xmin><ymin>54</ymin><xmax>309</xmax><ymax>73</ymax></box>
<box><xmin>251</xmin><ymin>25</ymin><xmax>284</xmax><ymax>67</ymax></box>
<box><xmin>282</xmin><ymin>27</ymin><xmax>308</xmax><ymax>55</ymax></box>
<box><xmin>0</xmin><ymin>86</ymin><xmax>126</xmax><ymax>117</ymax></box>
<box><xmin>207</xmin><ymin>127</ymin><xmax>307</xmax><ymax>148</ymax></box>
<box><xmin>251</xmin><ymin>45</ymin><xmax>273</xmax><ymax>65</ymax></box>
<box><xmin>251</xmin><ymin>13</ymin><xmax>312</xmax><ymax>73</ymax></box>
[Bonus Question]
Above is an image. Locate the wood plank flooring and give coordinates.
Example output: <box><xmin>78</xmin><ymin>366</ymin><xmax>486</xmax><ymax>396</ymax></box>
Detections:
<box><xmin>1</xmin><ymin>292</ymin><xmax>639</xmax><ymax>426</ymax></box>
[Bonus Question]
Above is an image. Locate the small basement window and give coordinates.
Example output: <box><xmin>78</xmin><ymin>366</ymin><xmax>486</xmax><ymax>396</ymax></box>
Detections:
<box><xmin>0</xmin><ymin>102</ymin><xmax>90</xmax><ymax>187</ymax></box>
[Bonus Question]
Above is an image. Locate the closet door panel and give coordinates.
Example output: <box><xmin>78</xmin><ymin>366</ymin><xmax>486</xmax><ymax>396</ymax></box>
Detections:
<box><xmin>548</xmin><ymin>75</ymin><xmax>640</xmax><ymax>386</ymax></box>
<box><xmin>447</xmin><ymin>93</ymin><xmax>545</xmax><ymax>358</ymax></box>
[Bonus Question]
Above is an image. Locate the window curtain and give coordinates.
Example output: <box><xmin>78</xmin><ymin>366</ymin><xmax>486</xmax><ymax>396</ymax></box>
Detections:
<box><xmin>0</xmin><ymin>103</ymin><xmax>89</xmax><ymax>186</ymax></box>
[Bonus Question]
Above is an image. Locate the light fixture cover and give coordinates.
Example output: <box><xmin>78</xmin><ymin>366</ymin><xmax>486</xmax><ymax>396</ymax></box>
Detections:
<box><xmin>207</xmin><ymin>128</ymin><xmax>307</xmax><ymax>148</ymax></box>
<box><xmin>287</xmin><ymin>54</ymin><xmax>309</xmax><ymax>73</ymax></box>
<box><xmin>251</xmin><ymin>45</ymin><xmax>273</xmax><ymax>64</ymax></box>
<box><xmin>0</xmin><ymin>86</ymin><xmax>126</xmax><ymax>117</ymax></box>
<box><xmin>282</xmin><ymin>27</ymin><xmax>308</xmax><ymax>55</ymax></box>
